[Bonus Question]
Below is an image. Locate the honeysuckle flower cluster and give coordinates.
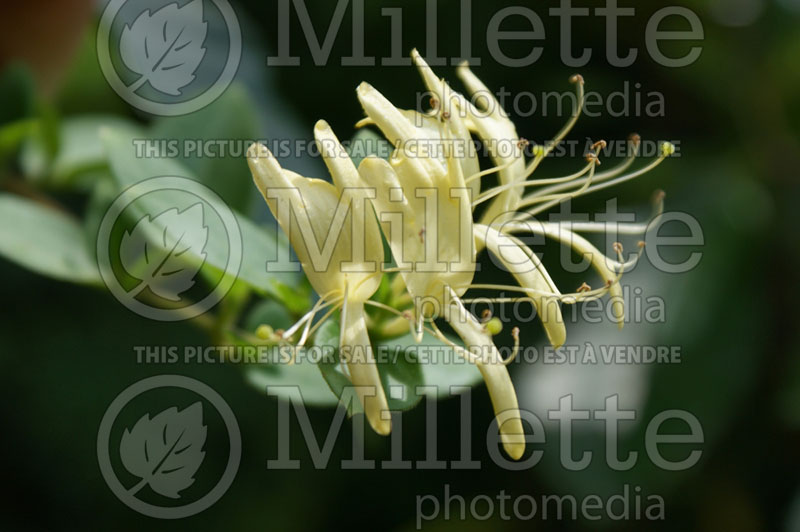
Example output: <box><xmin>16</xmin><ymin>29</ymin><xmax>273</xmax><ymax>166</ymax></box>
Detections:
<box><xmin>246</xmin><ymin>50</ymin><xmax>673</xmax><ymax>459</ymax></box>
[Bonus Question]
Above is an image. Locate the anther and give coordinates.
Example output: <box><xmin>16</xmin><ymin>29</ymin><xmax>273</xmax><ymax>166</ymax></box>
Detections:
<box><xmin>576</xmin><ymin>282</ymin><xmax>592</xmax><ymax>293</ymax></box>
<box><xmin>585</xmin><ymin>152</ymin><xmax>602</xmax><ymax>165</ymax></box>
<box><xmin>570</xmin><ymin>74</ymin><xmax>584</xmax><ymax>84</ymax></box>
<box><xmin>503</xmin><ymin>326</ymin><xmax>521</xmax><ymax>366</ymax></box>
<box><xmin>481</xmin><ymin>309</ymin><xmax>493</xmax><ymax>322</ymax></box>
<box><xmin>612</xmin><ymin>242</ymin><xmax>623</xmax><ymax>254</ymax></box>
<box><xmin>592</xmin><ymin>140</ymin><xmax>607</xmax><ymax>150</ymax></box>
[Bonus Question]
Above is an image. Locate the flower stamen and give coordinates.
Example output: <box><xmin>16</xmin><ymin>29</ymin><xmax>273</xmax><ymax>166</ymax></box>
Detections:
<box><xmin>503</xmin><ymin>327</ymin><xmax>521</xmax><ymax>366</ymax></box>
<box><xmin>471</xmin><ymin>155</ymin><xmax>596</xmax><ymax>208</ymax></box>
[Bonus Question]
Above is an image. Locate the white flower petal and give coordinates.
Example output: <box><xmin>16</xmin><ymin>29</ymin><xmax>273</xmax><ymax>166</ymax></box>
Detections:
<box><xmin>475</xmin><ymin>223</ymin><xmax>567</xmax><ymax>347</ymax></box>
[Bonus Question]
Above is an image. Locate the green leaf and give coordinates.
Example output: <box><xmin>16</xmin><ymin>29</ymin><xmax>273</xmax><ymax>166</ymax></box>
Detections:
<box><xmin>314</xmin><ymin>319</ymin><xmax>363</xmax><ymax>415</ymax></box>
<box><xmin>379</xmin><ymin>332</ymin><xmax>483</xmax><ymax>398</ymax></box>
<box><xmin>316</xmin><ymin>320</ymin><xmax>474</xmax><ymax>414</ymax></box>
<box><xmin>374</xmin><ymin>339</ymin><xmax>425</xmax><ymax>411</ymax></box>
<box><xmin>150</xmin><ymin>84</ymin><xmax>260</xmax><ymax>212</ymax></box>
<box><xmin>119</xmin><ymin>204</ymin><xmax>208</xmax><ymax>301</ymax></box>
<box><xmin>0</xmin><ymin>194</ymin><xmax>101</xmax><ymax>284</ymax></box>
<box><xmin>269</xmin><ymin>277</ymin><xmax>312</xmax><ymax>316</ymax></box>
<box><xmin>84</xmin><ymin>176</ymin><xmax>118</xmax><ymax>260</ymax></box>
<box><xmin>101</xmin><ymin>126</ymin><xmax>299</xmax><ymax>297</ymax></box>
<box><xmin>246</xmin><ymin>359</ymin><xmax>339</xmax><ymax>407</ymax></box>
<box><xmin>0</xmin><ymin>119</ymin><xmax>37</xmax><ymax>164</ymax></box>
<box><xmin>244</xmin><ymin>299</ymin><xmax>294</xmax><ymax>332</ymax></box>
<box><xmin>20</xmin><ymin>115</ymin><xmax>144</xmax><ymax>188</ymax></box>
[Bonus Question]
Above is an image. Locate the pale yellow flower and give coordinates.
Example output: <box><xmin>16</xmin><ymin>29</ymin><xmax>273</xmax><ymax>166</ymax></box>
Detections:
<box><xmin>247</xmin><ymin>120</ymin><xmax>391</xmax><ymax>435</ymax></box>
<box><xmin>353</xmin><ymin>50</ymin><xmax>673</xmax><ymax>459</ymax></box>
<box><xmin>356</xmin><ymin>56</ymin><xmax>527</xmax><ymax>459</ymax></box>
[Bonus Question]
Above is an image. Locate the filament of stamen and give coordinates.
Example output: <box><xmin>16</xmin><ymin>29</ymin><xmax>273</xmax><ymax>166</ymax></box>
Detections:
<box><xmin>428</xmin><ymin>318</ymin><xmax>484</xmax><ymax>364</ymax></box>
<box><xmin>544</xmin><ymin>190</ymin><xmax>665</xmax><ymax>235</ymax></box>
<box><xmin>366</xmin><ymin>299</ymin><xmax>475</xmax><ymax>356</ymax></box>
<box><xmin>365</xmin><ymin>299</ymin><xmax>415</xmax><ymax>318</ymax></box>
<box><xmin>457</xmin><ymin>282</ymin><xmax>610</xmax><ymax>302</ymax></box>
<box><xmin>519</xmin><ymin>137</ymin><xmax>641</xmax><ymax>204</ymax></box>
<box><xmin>513</xmin><ymin>150</ymin><xmax>600</xmax><ymax>212</ymax></box>
<box><xmin>463</xmin><ymin>159</ymin><xmax>517</xmax><ymax>185</ymax></box>
<box><xmin>522</xmin><ymin>75</ymin><xmax>585</xmax><ymax>181</ymax></box>
<box><xmin>516</xmin><ymin>152</ymin><xmax>665</xmax><ymax>221</ymax></box>
<box><xmin>575</xmin><ymin>152</ymin><xmax>668</xmax><ymax>197</ymax></box>
<box><xmin>305</xmin><ymin>303</ymin><xmax>343</xmax><ymax>341</ymax></box>
<box><xmin>472</xmin><ymin>156</ymin><xmax>595</xmax><ymax>207</ymax></box>
<box><xmin>282</xmin><ymin>290</ymin><xmax>342</xmax><ymax>340</ymax></box>
<box><xmin>490</xmin><ymin>221</ymin><xmax>645</xmax><ymax>272</ymax></box>
<box><xmin>296</xmin><ymin>297</ymin><xmax>328</xmax><ymax>348</ymax></box>
<box><xmin>503</xmin><ymin>327</ymin><xmax>521</xmax><ymax>366</ymax></box>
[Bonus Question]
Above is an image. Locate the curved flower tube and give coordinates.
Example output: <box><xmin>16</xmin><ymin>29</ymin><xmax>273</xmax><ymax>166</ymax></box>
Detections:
<box><xmin>356</xmin><ymin>81</ymin><xmax>476</xmax><ymax>313</ymax></box>
<box><xmin>351</xmin><ymin>50</ymin><xmax>672</xmax><ymax>458</ymax></box>
<box><xmin>356</xmin><ymin>55</ymin><xmax>528</xmax><ymax>459</ymax></box>
<box><xmin>244</xmin><ymin>49</ymin><xmax>672</xmax><ymax>458</ymax></box>
<box><xmin>411</xmin><ymin>51</ymin><xmax>672</xmax><ymax>336</ymax></box>
<box><xmin>246</xmin><ymin>120</ymin><xmax>391</xmax><ymax>435</ymax></box>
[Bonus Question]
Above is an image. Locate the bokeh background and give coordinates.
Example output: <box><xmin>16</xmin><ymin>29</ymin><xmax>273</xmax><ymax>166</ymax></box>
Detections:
<box><xmin>1</xmin><ymin>0</ymin><xmax>799</xmax><ymax>530</ymax></box>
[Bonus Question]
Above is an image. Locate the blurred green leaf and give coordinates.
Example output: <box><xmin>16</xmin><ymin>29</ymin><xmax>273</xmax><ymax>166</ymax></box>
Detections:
<box><xmin>314</xmin><ymin>318</ymin><xmax>362</xmax><ymax>414</ymax></box>
<box><xmin>35</xmin><ymin>102</ymin><xmax>60</xmax><ymax>164</ymax></box>
<box><xmin>384</xmin><ymin>332</ymin><xmax>483</xmax><ymax>398</ymax></box>
<box><xmin>101</xmin><ymin>127</ymin><xmax>298</xmax><ymax>297</ymax></box>
<box><xmin>0</xmin><ymin>119</ymin><xmax>37</xmax><ymax>165</ymax></box>
<box><xmin>246</xmin><ymin>360</ymin><xmax>339</xmax><ymax>407</ymax></box>
<box><xmin>20</xmin><ymin>115</ymin><xmax>144</xmax><ymax>188</ymax></box>
<box><xmin>83</xmin><ymin>176</ymin><xmax>117</xmax><ymax>260</ymax></box>
<box><xmin>269</xmin><ymin>277</ymin><xmax>312</xmax><ymax>316</ymax></box>
<box><xmin>150</xmin><ymin>84</ymin><xmax>260</xmax><ymax>212</ymax></box>
<box><xmin>0</xmin><ymin>194</ymin><xmax>100</xmax><ymax>284</ymax></box>
<box><xmin>375</xmin><ymin>341</ymin><xmax>425</xmax><ymax>410</ymax></box>
<box><xmin>244</xmin><ymin>299</ymin><xmax>294</xmax><ymax>332</ymax></box>
<box><xmin>316</xmin><ymin>318</ymin><xmax>479</xmax><ymax>414</ymax></box>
